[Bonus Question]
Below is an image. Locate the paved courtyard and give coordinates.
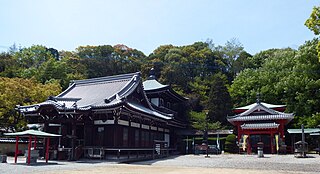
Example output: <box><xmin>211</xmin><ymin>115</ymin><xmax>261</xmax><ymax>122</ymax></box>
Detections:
<box><xmin>0</xmin><ymin>154</ymin><xmax>319</xmax><ymax>174</ymax></box>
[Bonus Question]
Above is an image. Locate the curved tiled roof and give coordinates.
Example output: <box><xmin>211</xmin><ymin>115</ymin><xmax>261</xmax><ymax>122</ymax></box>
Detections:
<box><xmin>228</xmin><ymin>114</ymin><xmax>294</xmax><ymax>122</ymax></box>
<box><xmin>18</xmin><ymin>72</ymin><xmax>174</xmax><ymax>121</ymax></box>
<box><xmin>235</xmin><ymin>102</ymin><xmax>285</xmax><ymax>110</ymax></box>
<box><xmin>126</xmin><ymin>102</ymin><xmax>172</xmax><ymax>120</ymax></box>
<box><xmin>227</xmin><ymin>102</ymin><xmax>294</xmax><ymax>125</ymax></box>
<box><xmin>241</xmin><ymin>122</ymin><xmax>279</xmax><ymax>129</ymax></box>
<box><xmin>58</xmin><ymin>72</ymin><xmax>139</xmax><ymax>107</ymax></box>
<box><xmin>143</xmin><ymin>79</ymin><xmax>168</xmax><ymax>91</ymax></box>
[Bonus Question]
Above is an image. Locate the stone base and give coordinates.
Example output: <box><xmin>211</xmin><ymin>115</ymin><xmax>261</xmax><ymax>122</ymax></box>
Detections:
<box><xmin>0</xmin><ymin>155</ymin><xmax>7</xmax><ymax>163</ymax></box>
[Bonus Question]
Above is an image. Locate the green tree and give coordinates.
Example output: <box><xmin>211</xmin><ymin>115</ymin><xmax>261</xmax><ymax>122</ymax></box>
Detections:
<box><xmin>305</xmin><ymin>6</ymin><xmax>320</xmax><ymax>61</ymax></box>
<box><xmin>0</xmin><ymin>77</ymin><xmax>61</xmax><ymax>131</ymax></box>
<box><xmin>151</xmin><ymin>42</ymin><xmax>222</xmax><ymax>93</ymax></box>
<box><xmin>229</xmin><ymin>48</ymin><xmax>297</xmax><ymax>108</ymax></box>
<box><xmin>0</xmin><ymin>52</ymin><xmax>18</xmax><ymax>78</ymax></box>
<box><xmin>14</xmin><ymin>45</ymin><xmax>54</xmax><ymax>71</ymax></box>
<box><xmin>229</xmin><ymin>39</ymin><xmax>320</xmax><ymax>127</ymax></box>
<box><xmin>207</xmin><ymin>73</ymin><xmax>232</xmax><ymax>125</ymax></box>
<box><xmin>76</xmin><ymin>44</ymin><xmax>146</xmax><ymax>78</ymax></box>
<box><xmin>36</xmin><ymin>58</ymin><xmax>69</xmax><ymax>89</ymax></box>
<box><xmin>209</xmin><ymin>38</ymin><xmax>246</xmax><ymax>80</ymax></box>
<box><xmin>188</xmin><ymin>111</ymin><xmax>221</xmax><ymax>131</ymax></box>
<box><xmin>224</xmin><ymin>134</ymin><xmax>238</xmax><ymax>153</ymax></box>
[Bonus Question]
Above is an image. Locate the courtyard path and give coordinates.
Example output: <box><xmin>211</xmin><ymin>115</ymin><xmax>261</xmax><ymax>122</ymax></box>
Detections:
<box><xmin>0</xmin><ymin>154</ymin><xmax>319</xmax><ymax>174</ymax></box>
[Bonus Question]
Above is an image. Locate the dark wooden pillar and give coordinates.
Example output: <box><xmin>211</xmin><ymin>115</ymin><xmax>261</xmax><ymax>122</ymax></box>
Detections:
<box><xmin>43</xmin><ymin>122</ymin><xmax>49</xmax><ymax>158</ymax></box>
<box><xmin>27</xmin><ymin>135</ymin><xmax>32</xmax><ymax>165</ymax></box>
<box><xmin>45</xmin><ymin>138</ymin><xmax>50</xmax><ymax>163</ymax></box>
<box><xmin>113</xmin><ymin>114</ymin><xmax>119</xmax><ymax>147</ymax></box>
<box><xmin>14</xmin><ymin>136</ymin><xmax>19</xmax><ymax>163</ymax></box>
<box><xmin>270</xmin><ymin>133</ymin><xmax>275</xmax><ymax>154</ymax></box>
<box><xmin>280</xmin><ymin>120</ymin><xmax>285</xmax><ymax>140</ymax></box>
<box><xmin>71</xmin><ymin>116</ymin><xmax>76</xmax><ymax>160</ymax></box>
<box><xmin>237</xmin><ymin>123</ymin><xmax>242</xmax><ymax>143</ymax></box>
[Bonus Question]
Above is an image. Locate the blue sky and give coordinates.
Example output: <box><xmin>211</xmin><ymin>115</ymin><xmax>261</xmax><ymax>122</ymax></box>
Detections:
<box><xmin>0</xmin><ymin>0</ymin><xmax>319</xmax><ymax>55</ymax></box>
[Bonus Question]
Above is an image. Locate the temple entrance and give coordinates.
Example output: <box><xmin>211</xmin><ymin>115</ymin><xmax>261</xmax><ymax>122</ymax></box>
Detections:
<box><xmin>250</xmin><ymin>134</ymin><xmax>272</xmax><ymax>154</ymax></box>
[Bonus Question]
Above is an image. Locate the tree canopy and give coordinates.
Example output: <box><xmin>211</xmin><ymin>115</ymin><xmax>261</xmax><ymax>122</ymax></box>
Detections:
<box><xmin>0</xmin><ymin>77</ymin><xmax>61</xmax><ymax>131</ymax></box>
<box><xmin>229</xmin><ymin>39</ymin><xmax>320</xmax><ymax>127</ymax></box>
<box><xmin>305</xmin><ymin>6</ymin><xmax>320</xmax><ymax>61</ymax></box>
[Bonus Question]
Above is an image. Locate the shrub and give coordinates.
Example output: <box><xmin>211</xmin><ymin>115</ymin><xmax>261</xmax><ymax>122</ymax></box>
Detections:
<box><xmin>224</xmin><ymin>134</ymin><xmax>238</xmax><ymax>153</ymax></box>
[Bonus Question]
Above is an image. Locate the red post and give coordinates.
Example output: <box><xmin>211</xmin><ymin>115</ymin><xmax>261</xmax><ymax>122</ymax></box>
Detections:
<box><xmin>27</xmin><ymin>136</ymin><xmax>32</xmax><ymax>165</ymax></box>
<box><xmin>46</xmin><ymin>138</ymin><xmax>50</xmax><ymax>163</ymax></box>
<box><xmin>247</xmin><ymin>134</ymin><xmax>251</xmax><ymax>154</ymax></box>
<box><xmin>14</xmin><ymin>136</ymin><xmax>19</xmax><ymax>163</ymax></box>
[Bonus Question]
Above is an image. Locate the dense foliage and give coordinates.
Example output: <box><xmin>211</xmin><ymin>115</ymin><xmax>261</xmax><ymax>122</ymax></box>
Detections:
<box><xmin>224</xmin><ymin>134</ymin><xmax>238</xmax><ymax>153</ymax></box>
<box><xmin>305</xmin><ymin>6</ymin><xmax>320</xmax><ymax>61</ymax></box>
<box><xmin>229</xmin><ymin>39</ymin><xmax>320</xmax><ymax>127</ymax></box>
<box><xmin>0</xmin><ymin>77</ymin><xmax>61</xmax><ymax>131</ymax></box>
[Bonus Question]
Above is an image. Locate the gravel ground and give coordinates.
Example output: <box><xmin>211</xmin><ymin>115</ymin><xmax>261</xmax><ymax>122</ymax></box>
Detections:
<box><xmin>134</xmin><ymin>154</ymin><xmax>320</xmax><ymax>172</ymax></box>
<box><xmin>0</xmin><ymin>154</ymin><xmax>319</xmax><ymax>174</ymax></box>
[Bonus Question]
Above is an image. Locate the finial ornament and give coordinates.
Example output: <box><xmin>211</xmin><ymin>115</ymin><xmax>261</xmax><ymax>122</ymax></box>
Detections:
<box><xmin>256</xmin><ymin>93</ymin><xmax>261</xmax><ymax>104</ymax></box>
<box><xmin>148</xmin><ymin>68</ymin><xmax>156</xmax><ymax>80</ymax></box>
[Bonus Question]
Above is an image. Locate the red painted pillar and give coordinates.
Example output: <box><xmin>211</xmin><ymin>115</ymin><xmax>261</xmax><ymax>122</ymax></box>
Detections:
<box><xmin>46</xmin><ymin>138</ymin><xmax>50</xmax><ymax>163</ymax></box>
<box><xmin>27</xmin><ymin>136</ymin><xmax>32</xmax><ymax>165</ymax></box>
<box><xmin>14</xmin><ymin>136</ymin><xmax>19</xmax><ymax>163</ymax></box>
<box><xmin>247</xmin><ymin>134</ymin><xmax>251</xmax><ymax>154</ymax></box>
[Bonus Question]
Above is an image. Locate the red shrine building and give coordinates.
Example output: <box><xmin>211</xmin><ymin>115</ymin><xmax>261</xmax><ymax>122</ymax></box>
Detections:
<box><xmin>17</xmin><ymin>71</ymin><xmax>187</xmax><ymax>160</ymax></box>
<box><xmin>227</xmin><ymin>101</ymin><xmax>294</xmax><ymax>154</ymax></box>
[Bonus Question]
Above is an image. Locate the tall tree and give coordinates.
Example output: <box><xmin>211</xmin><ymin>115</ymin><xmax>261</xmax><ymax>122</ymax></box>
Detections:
<box><xmin>0</xmin><ymin>52</ymin><xmax>17</xmax><ymax>78</ymax></box>
<box><xmin>207</xmin><ymin>73</ymin><xmax>232</xmax><ymax>125</ymax></box>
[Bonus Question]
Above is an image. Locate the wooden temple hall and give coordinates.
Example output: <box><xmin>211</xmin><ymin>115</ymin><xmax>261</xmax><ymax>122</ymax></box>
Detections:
<box><xmin>227</xmin><ymin>100</ymin><xmax>294</xmax><ymax>154</ymax></box>
<box><xmin>17</xmin><ymin>70</ymin><xmax>187</xmax><ymax>160</ymax></box>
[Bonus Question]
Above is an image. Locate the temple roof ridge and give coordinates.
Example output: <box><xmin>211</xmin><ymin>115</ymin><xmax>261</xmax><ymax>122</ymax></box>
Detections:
<box><xmin>235</xmin><ymin>102</ymin><xmax>286</xmax><ymax>110</ymax></box>
<box><xmin>239</xmin><ymin>102</ymin><xmax>279</xmax><ymax>116</ymax></box>
<box><xmin>71</xmin><ymin>72</ymin><xmax>139</xmax><ymax>86</ymax></box>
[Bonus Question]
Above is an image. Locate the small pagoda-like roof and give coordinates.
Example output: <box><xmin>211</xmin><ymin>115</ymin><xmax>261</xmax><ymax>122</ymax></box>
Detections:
<box><xmin>143</xmin><ymin>68</ymin><xmax>187</xmax><ymax>102</ymax></box>
<box><xmin>227</xmin><ymin>101</ymin><xmax>294</xmax><ymax>125</ymax></box>
<box><xmin>143</xmin><ymin>79</ymin><xmax>169</xmax><ymax>91</ymax></box>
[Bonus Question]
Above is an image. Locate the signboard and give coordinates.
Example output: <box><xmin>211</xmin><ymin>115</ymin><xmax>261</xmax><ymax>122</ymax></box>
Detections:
<box><xmin>131</xmin><ymin>122</ymin><xmax>140</xmax><ymax>128</ymax></box>
<box><xmin>94</xmin><ymin>120</ymin><xmax>114</xmax><ymax>125</ymax></box>
<box><xmin>142</xmin><ymin>124</ymin><xmax>149</xmax><ymax>129</ymax></box>
<box><xmin>155</xmin><ymin>144</ymin><xmax>161</xmax><ymax>155</ymax></box>
<box><xmin>118</xmin><ymin>120</ymin><xmax>129</xmax><ymax>126</ymax></box>
<box><xmin>165</xmin><ymin>134</ymin><xmax>170</xmax><ymax>147</ymax></box>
